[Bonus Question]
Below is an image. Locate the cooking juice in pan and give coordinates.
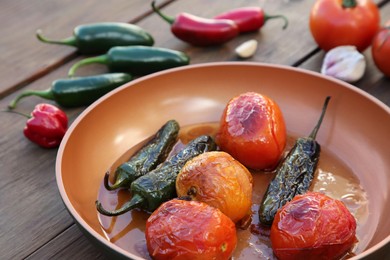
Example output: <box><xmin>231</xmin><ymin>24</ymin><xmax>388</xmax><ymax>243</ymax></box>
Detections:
<box><xmin>97</xmin><ymin>122</ymin><xmax>369</xmax><ymax>259</ymax></box>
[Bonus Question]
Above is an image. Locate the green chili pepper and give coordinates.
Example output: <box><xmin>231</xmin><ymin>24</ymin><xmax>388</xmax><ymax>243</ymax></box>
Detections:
<box><xmin>96</xmin><ymin>135</ymin><xmax>217</xmax><ymax>216</ymax></box>
<box><xmin>259</xmin><ymin>96</ymin><xmax>331</xmax><ymax>226</ymax></box>
<box><xmin>68</xmin><ymin>46</ymin><xmax>190</xmax><ymax>77</ymax></box>
<box><xmin>105</xmin><ymin>119</ymin><xmax>180</xmax><ymax>191</ymax></box>
<box><xmin>8</xmin><ymin>73</ymin><xmax>132</xmax><ymax>109</ymax></box>
<box><xmin>36</xmin><ymin>22</ymin><xmax>154</xmax><ymax>54</ymax></box>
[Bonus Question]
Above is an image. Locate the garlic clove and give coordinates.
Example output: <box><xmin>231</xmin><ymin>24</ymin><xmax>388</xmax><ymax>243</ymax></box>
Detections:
<box><xmin>235</xmin><ymin>39</ymin><xmax>258</xmax><ymax>58</ymax></box>
<box><xmin>321</xmin><ymin>45</ymin><xmax>366</xmax><ymax>83</ymax></box>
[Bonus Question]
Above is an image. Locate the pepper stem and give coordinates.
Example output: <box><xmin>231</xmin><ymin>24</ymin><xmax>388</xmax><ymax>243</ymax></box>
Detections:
<box><xmin>104</xmin><ymin>171</ymin><xmax>128</xmax><ymax>191</ymax></box>
<box><xmin>264</xmin><ymin>14</ymin><xmax>289</xmax><ymax>30</ymax></box>
<box><xmin>36</xmin><ymin>29</ymin><xmax>77</xmax><ymax>47</ymax></box>
<box><xmin>68</xmin><ymin>55</ymin><xmax>108</xmax><ymax>77</ymax></box>
<box><xmin>96</xmin><ymin>194</ymin><xmax>144</xmax><ymax>216</ymax></box>
<box><xmin>1</xmin><ymin>109</ymin><xmax>31</xmax><ymax>118</ymax></box>
<box><xmin>309</xmin><ymin>96</ymin><xmax>331</xmax><ymax>140</ymax></box>
<box><xmin>342</xmin><ymin>0</ymin><xmax>357</xmax><ymax>8</ymax></box>
<box><xmin>8</xmin><ymin>89</ymin><xmax>54</xmax><ymax>109</ymax></box>
<box><xmin>151</xmin><ymin>1</ymin><xmax>175</xmax><ymax>24</ymax></box>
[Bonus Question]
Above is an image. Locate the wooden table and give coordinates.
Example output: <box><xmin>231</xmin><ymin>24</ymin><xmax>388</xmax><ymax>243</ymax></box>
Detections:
<box><xmin>1</xmin><ymin>0</ymin><xmax>389</xmax><ymax>259</ymax></box>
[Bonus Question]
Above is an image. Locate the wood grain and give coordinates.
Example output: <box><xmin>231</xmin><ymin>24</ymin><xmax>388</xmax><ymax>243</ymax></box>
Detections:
<box><xmin>0</xmin><ymin>0</ymin><xmax>173</xmax><ymax>98</ymax></box>
<box><xmin>0</xmin><ymin>0</ymin><xmax>389</xmax><ymax>259</ymax></box>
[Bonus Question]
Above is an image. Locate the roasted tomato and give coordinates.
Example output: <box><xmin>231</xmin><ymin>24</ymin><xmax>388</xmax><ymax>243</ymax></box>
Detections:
<box><xmin>216</xmin><ymin>92</ymin><xmax>286</xmax><ymax>170</ymax></box>
<box><xmin>145</xmin><ymin>199</ymin><xmax>237</xmax><ymax>260</ymax></box>
<box><xmin>176</xmin><ymin>151</ymin><xmax>253</xmax><ymax>223</ymax></box>
<box><xmin>372</xmin><ymin>21</ymin><xmax>390</xmax><ymax>77</ymax></box>
<box><xmin>309</xmin><ymin>0</ymin><xmax>380</xmax><ymax>52</ymax></box>
<box><xmin>270</xmin><ymin>192</ymin><xmax>357</xmax><ymax>260</ymax></box>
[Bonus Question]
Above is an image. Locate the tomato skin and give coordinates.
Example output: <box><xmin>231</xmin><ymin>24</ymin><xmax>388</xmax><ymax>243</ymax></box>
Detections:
<box><xmin>372</xmin><ymin>21</ymin><xmax>390</xmax><ymax>77</ymax></box>
<box><xmin>270</xmin><ymin>192</ymin><xmax>357</xmax><ymax>260</ymax></box>
<box><xmin>145</xmin><ymin>199</ymin><xmax>237</xmax><ymax>260</ymax></box>
<box><xmin>309</xmin><ymin>0</ymin><xmax>380</xmax><ymax>52</ymax></box>
<box><xmin>216</xmin><ymin>92</ymin><xmax>286</xmax><ymax>170</ymax></box>
<box><xmin>176</xmin><ymin>151</ymin><xmax>253</xmax><ymax>223</ymax></box>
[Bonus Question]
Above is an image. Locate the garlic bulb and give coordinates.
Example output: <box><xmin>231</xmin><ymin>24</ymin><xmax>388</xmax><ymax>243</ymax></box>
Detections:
<box><xmin>321</xmin><ymin>45</ymin><xmax>366</xmax><ymax>83</ymax></box>
<box><xmin>235</xmin><ymin>39</ymin><xmax>258</xmax><ymax>58</ymax></box>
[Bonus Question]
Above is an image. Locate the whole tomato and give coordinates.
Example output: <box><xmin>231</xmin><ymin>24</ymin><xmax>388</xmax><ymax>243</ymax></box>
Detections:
<box><xmin>176</xmin><ymin>151</ymin><xmax>253</xmax><ymax>223</ymax></box>
<box><xmin>270</xmin><ymin>192</ymin><xmax>357</xmax><ymax>260</ymax></box>
<box><xmin>145</xmin><ymin>199</ymin><xmax>237</xmax><ymax>260</ymax></box>
<box><xmin>216</xmin><ymin>92</ymin><xmax>286</xmax><ymax>171</ymax></box>
<box><xmin>309</xmin><ymin>0</ymin><xmax>380</xmax><ymax>52</ymax></box>
<box><xmin>372</xmin><ymin>21</ymin><xmax>390</xmax><ymax>77</ymax></box>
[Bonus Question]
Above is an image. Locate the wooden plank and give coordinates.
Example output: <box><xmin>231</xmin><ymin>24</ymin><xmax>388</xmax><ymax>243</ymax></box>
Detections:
<box><xmin>0</xmin><ymin>0</ymin><xmax>172</xmax><ymax>98</ymax></box>
<box><xmin>136</xmin><ymin>0</ymin><xmax>318</xmax><ymax>66</ymax></box>
<box><xmin>0</xmin><ymin>59</ymin><xmax>99</xmax><ymax>259</ymax></box>
<box><xmin>1</xmin><ymin>0</ymin><xmax>389</xmax><ymax>260</ymax></box>
<box><xmin>25</xmin><ymin>225</ymin><xmax>107</xmax><ymax>260</ymax></box>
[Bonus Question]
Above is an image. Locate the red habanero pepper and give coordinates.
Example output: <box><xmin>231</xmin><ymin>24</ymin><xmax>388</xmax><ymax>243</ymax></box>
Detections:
<box><xmin>151</xmin><ymin>1</ymin><xmax>239</xmax><ymax>46</ymax></box>
<box><xmin>214</xmin><ymin>7</ymin><xmax>288</xmax><ymax>33</ymax></box>
<box><xmin>10</xmin><ymin>103</ymin><xmax>68</xmax><ymax>148</ymax></box>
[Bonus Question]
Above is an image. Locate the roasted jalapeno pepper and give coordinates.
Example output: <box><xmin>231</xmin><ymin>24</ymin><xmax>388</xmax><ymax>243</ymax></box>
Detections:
<box><xmin>259</xmin><ymin>96</ymin><xmax>331</xmax><ymax>226</ymax></box>
<box><xmin>105</xmin><ymin>120</ymin><xmax>180</xmax><ymax>191</ymax></box>
<box><xmin>96</xmin><ymin>135</ymin><xmax>217</xmax><ymax>216</ymax></box>
<box><xmin>8</xmin><ymin>73</ymin><xmax>132</xmax><ymax>109</ymax></box>
<box><xmin>68</xmin><ymin>46</ymin><xmax>190</xmax><ymax>77</ymax></box>
<box><xmin>36</xmin><ymin>22</ymin><xmax>154</xmax><ymax>54</ymax></box>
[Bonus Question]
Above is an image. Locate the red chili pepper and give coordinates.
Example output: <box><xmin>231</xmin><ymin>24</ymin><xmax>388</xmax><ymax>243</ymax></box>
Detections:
<box><xmin>8</xmin><ymin>103</ymin><xmax>68</xmax><ymax>148</ymax></box>
<box><xmin>214</xmin><ymin>7</ymin><xmax>288</xmax><ymax>33</ymax></box>
<box><xmin>151</xmin><ymin>1</ymin><xmax>239</xmax><ymax>46</ymax></box>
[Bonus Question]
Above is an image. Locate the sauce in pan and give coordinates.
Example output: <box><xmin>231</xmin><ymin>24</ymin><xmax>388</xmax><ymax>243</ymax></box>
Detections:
<box><xmin>97</xmin><ymin>122</ymin><xmax>368</xmax><ymax>259</ymax></box>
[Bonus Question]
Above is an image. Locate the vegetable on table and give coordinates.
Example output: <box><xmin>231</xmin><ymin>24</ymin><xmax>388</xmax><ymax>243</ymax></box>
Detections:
<box><xmin>68</xmin><ymin>46</ymin><xmax>190</xmax><ymax>77</ymax></box>
<box><xmin>146</xmin><ymin>199</ymin><xmax>237</xmax><ymax>260</ymax></box>
<box><xmin>151</xmin><ymin>1</ymin><xmax>239</xmax><ymax>46</ymax></box>
<box><xmin>36</xmin><ymin>22</ymin><xmax>154</xmax><ymax>54</ymax></box>
<box><xmin>309</xmin><ymin>0</ymin><xmax>380</xmax><ymax>52</ymax></box>
<box><xmin>271</xmin><ymin>192</ymin><xmax>357</xmax><ymax>260</ymax></box>
<box><xmin>371</xmin><ymin>21</ymin><xmax>390</xmax><ymax>77</ymax></box>
<box><xmin>96</xmin><ymin>135</ymin><xmax>217</xmax><ymax>216</ymax></box>
<box><xmin>214</xmin><ymin>6</ymin><xmax>288</xmax><ymax>33</ymax></box>
<box><xmin>8</xmin><ymin>73</ymin><xmax>132</xmax><ymax>109</ymax></box>
<box><xmin>176</xmin><ymin>151</ymin><xmax>253</xmax><ymax>223</ymax></box>
<box><xmin>105</xmin><ymin>120</ymin><xmax>180</xmax><ymax>191</ymax></box>
<box><xmin>215</xmin><ymin>92</ymin><xmax>287</xmax><ymax>171</ymax></box>
<box><xmin>235</xmin><ymin>39</ymin><xmax>258</xmax><ymax>59</ymax></box>
<box><xmin>8</xmin><ymin>103</ymin><xmax>68</xmax><ymax>148</ymax></box>
<box><xmin>321</xmin><ymin>45</ymin><xmax>366</xmax><ymax>83</ymax></box>
<box><xmin>259</xmin><ymin>96</ymin><xmax>331</xmax><ymax>226</ymax></box>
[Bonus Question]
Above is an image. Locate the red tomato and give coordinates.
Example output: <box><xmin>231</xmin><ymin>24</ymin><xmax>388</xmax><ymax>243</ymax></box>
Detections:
<box><xmin>309</xmin><ymin>0</ymin><xmax>380</xmax><ymax>52</ymax></box>
<box><xmin>372</xmin><ymin>21</ymin><xmax>390</xmax><ymax>77</ymax></box>
<box><xmin>145</xmin><ymin>199</ymin><xmax>237</xmax><ymax>260</ymax></box>
<box><xmin>270</xmin><ymin>192</ymin><xmax>357</xmax><ymax>260</ymax></box>
<box><xmin>216</xmin><ymin>92</ymin><xmax>286</xmax><ymax>170</ymax></box>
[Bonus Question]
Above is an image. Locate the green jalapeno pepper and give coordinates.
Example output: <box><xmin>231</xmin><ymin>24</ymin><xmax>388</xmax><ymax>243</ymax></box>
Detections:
<box><xmin>36</xmin><ymin>22</ymin><xmax>154</xmax><ymax>54</ymax></box>
<box><xmin>8</xmin><ymin>73</ymin><xmax>132</xmax><ymax>109</ymax></box>
<box><xmin>68</xmin><ymin>46</ymin><xmax>190</xmax><ymax>77</ymax></box>
<box><xmin>259</xmin><ymin>96</ymin><xmax>331</xmax><ymax>226</ymax></box>
<box><xmin>96</xmin><ymin>135</ymin><xmax>217</xmax><ymax>216</ymax></box>
<box><xmin>105</xmin><ymin>119</ymin><xmax>180</xmax><ymax>191</ymax></box>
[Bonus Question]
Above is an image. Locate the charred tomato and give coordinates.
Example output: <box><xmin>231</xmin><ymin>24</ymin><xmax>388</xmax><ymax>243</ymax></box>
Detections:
<box><xmin>270</xmin><ymin>192</ymin><xmax>357</xmax><ymax>260</ymax></box>
<box><xmin>176</xmin><ymin>151</ymin><xmax>253</xmax><ymax>223</ymax></box>
<box><xmin>145</xmin><ymin>199</ymin><xmax>237</xmax><ymax>260</ymax></box>
<box><xmin>216</xmin><ymin>92</ymin><xmax>286</xmax><ymax>170</ymax></box>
